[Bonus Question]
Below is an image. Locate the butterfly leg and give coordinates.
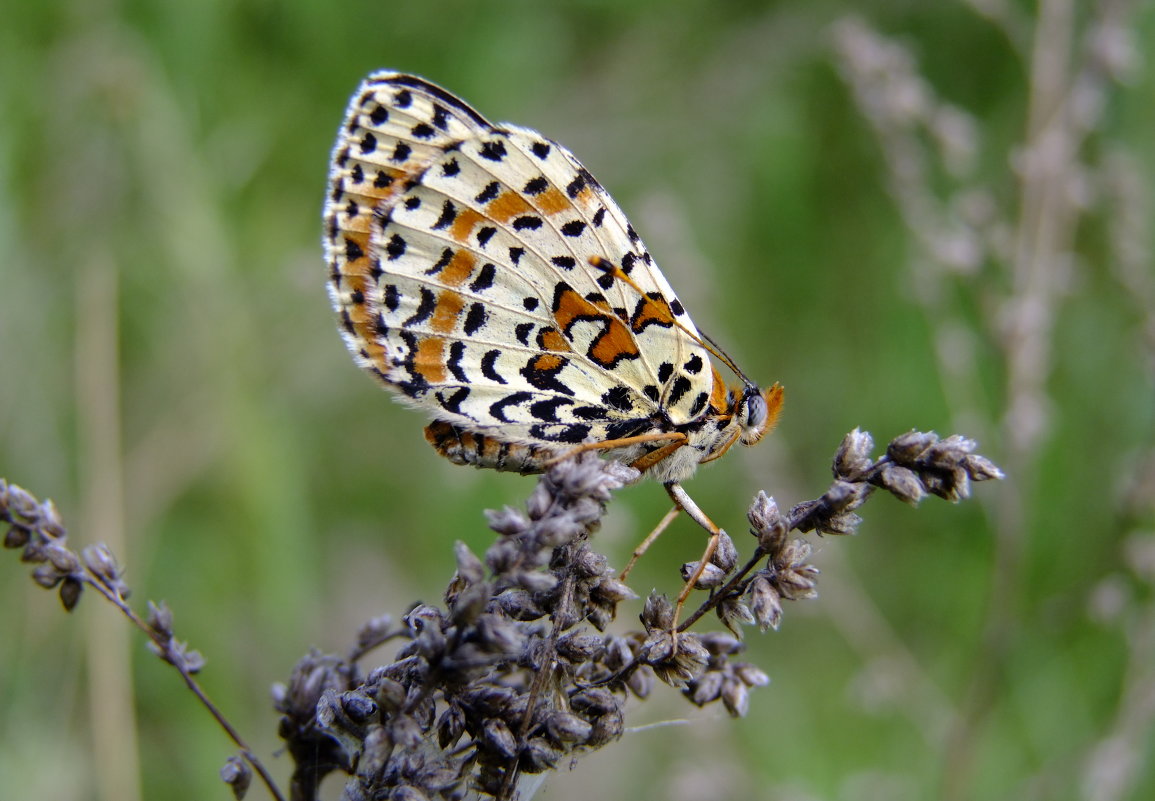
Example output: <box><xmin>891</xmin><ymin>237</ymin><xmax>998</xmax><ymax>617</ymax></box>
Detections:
<box><xmin>619</xmin><ymin>504</ymin><xmax>682</xmax><ymax>581</ymax></box>
<box><xmin>666</xmin><ymin>482</ymin><xmax>723</xmax><ymax>628</ymax></box>
<box><xmin>541</xmin><ymin>431</ymin><xmax>687</xmax><ymax>467</ymax></box>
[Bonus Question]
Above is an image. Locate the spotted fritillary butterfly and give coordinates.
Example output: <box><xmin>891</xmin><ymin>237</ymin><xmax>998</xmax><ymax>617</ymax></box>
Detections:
<box><xmin>323</xmin><ymin>71</ymin><xmax>783</xmax><ymax>549</ymax></box>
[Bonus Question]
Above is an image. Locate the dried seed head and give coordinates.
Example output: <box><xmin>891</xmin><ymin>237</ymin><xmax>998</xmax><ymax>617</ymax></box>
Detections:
<box><xmin>834</xmin><ymin>427</ymin><xmax>875</xmax><ymax>478</ymax></box>
<box><xmin>545</xmin><ymin>711</ymin><xmax>592</xmax><ymax>745</ymax></box>
<box><xmin>59</xmin><ymin>577</ymin><xmax>83</xmax><ymax>611</ymax></box>
<box><xmin>680</xmin><ymin>560</ymin><xmax>727</xmax><ymax>589</ymax></box>
<box><xmin>31</xmin><ymin>563</ymin><xmax>63</xmax><ymax>589</ymax></box>
<box><xmin>716</xmin><ymin>596</ymin><xmax>755</xmax><ymax>631</ymax></box>
<box><xmin>710</xmin><ymin>531</ymin><xmax>738</xmax><ymax>572</ymax></box>
<box><xmin>776</xmin><ymin>537</ymin><xmax>812</xmax><ymax>570</ymax></box>
<box><xmin>824</xmin><ymin>480</ymin><xmax>870</xmax><ymax>513</ymax></box>
<box><xmin>518</xmin><ymin>570</ymin><xmax>560</xmax><ymax>594</ymax></box>
<box><xmin>38</xmin><ymin>500</ymin><xmax>67</xmax><ymax>540</ymax></box>
<box><xmin>219</xmin><ymin>755</ymin><xmax>252</xmax><ymax>800</ymax></box>
<box><xmin>525</xmin><ymin>482</ymin><xmax>554</xmax><ymax>520</ymax></box>
<box><xmin>819</xmin><ymin>512</ymin><xmax>863</xmax><ymax>536</ymax></box>
<box><xmin>641</xmin><ymin>591</ymin><xmax>676</xmax><ymax>632</ymax></box>
<box><xmin>522</xmin><ymin>737</ymin><xmax>564</xmax><ymax>772</ymax></box>
<box><xmin>436</xmin><ymin>704</ymin><xmax>465</xmax><ymax>748</ymax></box>
<box><xmin>688</xmin><ymin>669</ymin><xmax>724</xmax><ymax>706</ymax></box>
<box><xmin>6</xmin><ymin>484</ymin><xmax>39</xmax><ymax>521</ymax></box>
<box><xmin>775</xmin><ymin>564</ymin><xmax>819</xmax><ymax>601</ymax></box>
<box><xmin>482</xmin><ymin>718</ymin><xmax>519</xmax><ymax>760</ymax></box>
<box><xmin>721</xmin><ymin>677</ymin><xmax>750</xmax><ymax>718</ymax></box>
<box><xmin>879</xmin><ymin>464</ymin><xmax>927</xmax><ymax>505</ymax></box>
<box><xmin>556</xmin><ymin>632</ymin><xmax>603</xmax><ymax>662</ymax></box>
<box><xmin>82</xmin><ymin>544</ymin><xmax>122</xmax><ymax>587</ymax></box>
<box><xmin>574</xmin><ymin>548</ymin><xmax>608</xmax><ymax>578</ymax></box>
<box><xmin>591</xmin><ymin>575</ymin><xmax>636</xmax><ymax>605</ymax></box>
<box><xmin>887</xmin><ymin>430</ymin><xmax>939</xmax><ymax>464</ymax></box>
<box><xmin>626</xmin><ymin>664</ymin><xmax>655</xmax><ymax>699</ymax></box>
<box><xmin>4</xmin><ymin>525</ymin><xmax>29</xmax><ymax>549</ymax></box>
<box><xmin>641</xmin><ymin>630</ymin><xmax>675</xmax><ymax>664</ymax></box>
<box><xmin>964</xmin><ymin>454</ymin><xmax>1005</xmax><ymax>482</ymax></box>
<box><xmin>734</xmin><ymin>662</ymin><xmax>770</xmax><ymax>688</ymax></box>
<box><xmin>749</xmin><ymin>574</ymin><xmax>783</xmax><ymax>631</ymax></box>
<box><xmin>46</xmin><ymin>543</ymin><xmax>80</xmax><ymax>574</ymax></box>
<box><xmin>356</xmin><ymin>725</ymin><xmax>391</xmax><ymax>784</ymax></box>
<box><xmin>453</xmin><ymin>541</ymin><xmax>485</xmax><ymax>585</ymax></box>
<box><xmin>340</xmin><ymin>690</ymin><xmax>379</xmax><ymax>724</ymax></box>
<box><xmin>569</xmin><ymin>687</ymin><xmax>619</xmax><ymax>716</ymax></box>
<box><xmin>484</xmin><ymin>506</ymin><xmax>530</xmax><ymax>537</ymax></box>
<box><xmin>356</xmin><ymin>615</ymin><xmax>393</xmax><ymax>649</ymax></box>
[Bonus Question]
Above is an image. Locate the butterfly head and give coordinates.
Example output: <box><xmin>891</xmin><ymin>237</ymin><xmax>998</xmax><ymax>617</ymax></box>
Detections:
<box><xmin>734</xmin><ymin>382</ymin><xmax>784</xmax><ymax>445</ymax></box>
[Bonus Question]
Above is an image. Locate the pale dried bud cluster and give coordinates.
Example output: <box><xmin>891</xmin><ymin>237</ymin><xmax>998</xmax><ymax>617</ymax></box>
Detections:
<box><xmin>274</xmin><ymin>455</ymin><xmax>648</xmax><ymax>800</ymax></box>
<box><xmin>2</xmin><ymin>478</ymin><xmax>88</xmax><ymax>610</ymax></box>
<box><xmin>673</xmin><ymin>429</ymin><xmax>1004</xmax><ymax>639</ymax></box>
<box><xmin>3</xmin><ymin>428</ymin><xmax>1004</xmax><ymax>801</ymax></box>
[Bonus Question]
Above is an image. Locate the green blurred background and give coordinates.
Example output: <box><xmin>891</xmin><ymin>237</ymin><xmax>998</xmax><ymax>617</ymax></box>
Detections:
<box><xmin>2</xmin><ymin>1</ymin><xmax>1153</xmax><ymax>799</ymax></box>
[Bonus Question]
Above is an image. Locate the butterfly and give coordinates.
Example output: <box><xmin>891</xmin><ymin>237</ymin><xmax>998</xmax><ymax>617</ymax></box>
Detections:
<box><xmin>323</xmin><ymin>71</ymin><xmax>783</xmax><ymax>604</ymax></box>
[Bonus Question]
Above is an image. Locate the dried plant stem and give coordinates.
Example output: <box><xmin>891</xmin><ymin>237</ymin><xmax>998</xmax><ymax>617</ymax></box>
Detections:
<box><xmin>76</xmin><ymin>254</ymin><xmax>140</xmax><ymax>801</ymax></box>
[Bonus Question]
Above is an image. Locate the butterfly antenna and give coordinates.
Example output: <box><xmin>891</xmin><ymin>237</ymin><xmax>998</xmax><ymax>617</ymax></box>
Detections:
<box><xmin>589</xmin><ymin>257</ymin><xmax>756</xmax><ymax>386</ymax></box>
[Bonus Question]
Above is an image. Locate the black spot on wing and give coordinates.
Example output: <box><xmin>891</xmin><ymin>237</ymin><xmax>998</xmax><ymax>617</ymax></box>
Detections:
<box><xmin>667</xmin><ymin>376</ymin><xmax>692</xmax><ymax>409</ymax></box>
<box><xmin>368</xmin><ymin>105</ymin><xmax>389</xmax><ymax>126</ymax></box>
<box><xmin>481</xmin><ymin>350</ymin><xmax>506</xmax><ymax>384</ymax></box>
<box><xmin>437</xmin><ymin>387</ymin><xmax>470</xmax><ymax>415</ymax></box>
<box><xmin>391</xmin><ymin>141</ymin><xmax>412</xmax><ymax>162</ymax></box>
<box><xmin>403</xmin><ymin>287</ymin><xmax>436</xmax><ymax>326</ymax></box>
<box><xmin>520</xmin><ymin>356</ymin><xmax>573</xmax><ymax>396</ymax></box>
<box><xmin>383</xmin><ymin>284</ymin><xmax>400</xmax><ymax>312</ymax></box>
<box><xmin>385</xmin><ymin>234</ymin><xmax>407</xmax><ymax>260</ymax></box>
<box><xmin>431</xmin><ymin>201</ymin><xmax>457</xmax><ymax>230</ymax></box>
<box><xmin>427</xmin><ymin>247</ymin><xmax>454</xmax><ymax>275</ymax></box>
<box><xmin>469</xmin><ymin>262</ymin><xmax>496</xmax><ymax>293</ymax></box>
<box><xmin>601</xmin><ymin>386</ymin><xmax>633</xmax><ymax>412</ymax></box>
<box><xmin>475</xmin><ymin>181</ymin><xmax>501</xmax><ymax>204</ymax></box>
<box><xmin>478</xmin><ymin>139</ymin><xmax>507</xmax><ymax>161</ymax></box>
<box><xmin>606</xmin><ymin>419</ymin><xmax>653</xmax><ymax>441</ymax></box>
<box><xmin>529</xmin><ymin>423</ymin><xmax>590</xmax><ymax>444</ymax></box>
<box><xmin>689</xmin><ymin>391</ymin><xmax>709</xmax><ymax>417</ymax></box>
<box><xmin>489</xmin><ymin>391</ymin><xmax>532</xmax><ymax>422</ymax></box>
<box><xmin>463</xmin><ymin>302</ymin><xmax>488</xmax><ymax>335</ymax></box>
<box><xmin>447</xmin><ymin>341</ymin><xmax>467</xmax><ymax>382</ymax></box>
<box><xmin>529</xmin><ymin>397</ymin><xmax>574</xmax><ymax>422</ymax></box>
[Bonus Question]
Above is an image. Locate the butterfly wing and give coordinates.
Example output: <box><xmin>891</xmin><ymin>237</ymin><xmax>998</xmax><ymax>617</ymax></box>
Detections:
<box><xmin>323</xmin><ymin>72</ymin><xmax>717</xmax><ymax>453</ymax></box>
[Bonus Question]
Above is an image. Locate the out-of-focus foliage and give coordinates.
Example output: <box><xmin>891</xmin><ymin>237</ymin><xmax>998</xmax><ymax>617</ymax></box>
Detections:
<box><xmin>1</xmin><ymin>1</ymin><xmax>1152</xmax><ymax>800</ymax></box>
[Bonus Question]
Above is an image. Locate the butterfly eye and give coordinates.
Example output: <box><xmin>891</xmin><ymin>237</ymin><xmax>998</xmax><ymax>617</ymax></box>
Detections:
<box><xmin>741</xmin><ymin>387</ymin><xmax>768</xmax><ymax>434</ymax></box>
